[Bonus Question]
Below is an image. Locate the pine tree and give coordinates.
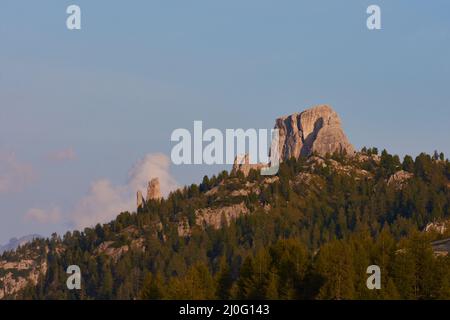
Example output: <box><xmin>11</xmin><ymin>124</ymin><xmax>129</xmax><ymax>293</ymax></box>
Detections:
<box><xmin>402</xmin><ymin>155</ymin><xmax>415</xmax><ymax>173</ymax></box>
<box><xmin>140</xmin><ymin>272</ymin><xmax>165</xmax><ymax>300</ymax></box>
<box><xmin>315</xmin><ymin>240</ymin><xmax>355</xmax><ymax>300</ymax></box>
<box><xmin>215</xmin><ymin>257</ymin><xmax>233</xmax><ymax>300</ymax></box>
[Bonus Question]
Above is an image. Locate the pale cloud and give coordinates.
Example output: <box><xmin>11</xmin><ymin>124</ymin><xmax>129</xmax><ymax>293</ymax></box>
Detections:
<box><xmin>49</xmin><ymin>148</ymin><xmax>76</xmax><ymax>161</ymax></box>
<box><xmin>128</xmin><ymin>153</ymin><xmax>179</xmax><ymax>196</ymax></box>
<box><xmin>23</xmin><ymin>153</ymin><xmax>178</xmax><ymax>229</ymax></box>
<box><xmin>70</xmin><ymin>153</ymin><xmax>178</xmax><ymax>229</ymax></box>
<box><xmin>24</xmin><ymin>206</ymin><xmax>62</xmax><ymax>224</ymax></box>
<box><xmin>70</xmin><ymin>180</ymin><xmax>132</xmax><ymax>229</ymax></box>
<box><xmin>0</xmin><ymin>152</ymin><xmax>36</xmax><ymax>194</ymax></box>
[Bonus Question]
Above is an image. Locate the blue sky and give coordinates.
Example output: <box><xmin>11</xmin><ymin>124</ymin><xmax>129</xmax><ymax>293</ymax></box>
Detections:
<box><xmin>1</xmin><ymin>0</ymin><xmax>450</xmax><ymax>244</ymax></box>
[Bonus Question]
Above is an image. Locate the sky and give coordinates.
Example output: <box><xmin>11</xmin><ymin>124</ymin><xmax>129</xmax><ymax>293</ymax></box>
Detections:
<box><xmin>1</xmin><ymin>0</ymin><xmax>450</xmax><ymax>244</ymax></box>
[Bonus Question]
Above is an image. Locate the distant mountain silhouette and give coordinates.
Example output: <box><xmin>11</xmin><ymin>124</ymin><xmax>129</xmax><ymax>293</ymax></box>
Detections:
<box><xmin>0</xmin><ymin>234</ymin><xmax>42</xmax><ymax>254</ymax></box>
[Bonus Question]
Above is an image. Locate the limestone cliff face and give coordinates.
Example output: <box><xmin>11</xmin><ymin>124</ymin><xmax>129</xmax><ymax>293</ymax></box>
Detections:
<box><xmin>177</xmin><ymin>202</ymin><xmax>250</xmax><ymax>237</ymax></box>
<box><xmin>0</xmin><ymin>254</ymin><xmax>47</xmax><ymax>299</ymax></box>
<box><xmin>275</xmin><ymin>105</ymin><xmax>354</xmax><ymax>161</ymax></box>
<box><xmin>387</xmin><ymin>170</ymin><xmax>414</xmax><ymax>189</ymax></box>
<box><xmin>425</xmin><ymin>220</ymin><xmax>449</xmax><ymax>235</ymax></box>
<box><xmin>147</xmin><ymin>178</ymin><xmax>162</xmax><ymax>201</ymax></box>
<box><xmin>231</xmin><ymin>104</ymin><xmax>354</xmax><ymax>177</ymax></box>
<box><xmin>195</xmin><ymin>202</ymin><xmax>249</xmax><ymax>230</ymax></box>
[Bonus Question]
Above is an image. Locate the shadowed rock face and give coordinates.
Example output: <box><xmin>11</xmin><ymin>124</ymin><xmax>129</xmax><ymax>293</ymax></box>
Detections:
<box><xmin>136</xmin><ymin>190</ymin><xmax>145</xmax><ymax>209</ymax></box>
<box><xmin>275</xmin><ymin>105</ymin><xmax>354</xmax><ymax>161</ymax></box>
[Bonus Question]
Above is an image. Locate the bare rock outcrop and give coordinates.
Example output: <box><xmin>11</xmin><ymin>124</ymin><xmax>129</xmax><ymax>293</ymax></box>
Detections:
<box><xmin>275</xmin><ymin>105</ymin><xmax>354</xmax><ymax>161</ymax></box>
<box><xmin>231</xmin><ymin>105</ymin><xmax>353</xmax><ymax>176</ymax></box>
<box><xmin>177</xmin><ymin>203</ymin><xmax>250</xmax><ymax>237</ymax></box>
<box><xmin>231</xmin><ymin>154</ymin><xmax>267</xmax><ymax>177</ymax></box>
<box><xmin>0</xmin><ymin>258</ymin><xmax>47</xmax><ymax>299</ymax></box>
<box><xmin>387</xmin><ymin>170</ymin><xmax>414</xmax><ymax>189</ymax></box>
<box><xmin>195</xmin><ymin>202</ymin><xmax>249</xmax><ymax>230</ymax></box>
<box><xmin>425</xmin><ymin>220</ymin><xmax>450</xmax><ymax>235</ymax></box>
<box><xmin>307</xmin><ymin>156</ymin><xmax>371</xmax><ymax>178</ymax></box>
<box><xmin>178</xmin><ymin>219</ymin><xmax>192</xmax><ymax>237</ymax></box>
<box><xmin>95</xmin><ymin>241</ymin><xmax>129</xmax><ymax>262</ymax></box>
<box><xmin>136</xmin><ymin>178</ymin><xmax>162</xmax><ymax>207</ymax></box>
<box><xmin>136</xmin><ymin>190</ymin><xmax>145</xmax><ymax>209</ymax></box>
<box><xmin>147</xmin><ymin>178</ymin><xmax>162</xmax><ymax>201</ymax></box>
<box><xmin>355</xmin><ymin>153</ymin><xmax>381</xmax><ymax>164</ymax></box>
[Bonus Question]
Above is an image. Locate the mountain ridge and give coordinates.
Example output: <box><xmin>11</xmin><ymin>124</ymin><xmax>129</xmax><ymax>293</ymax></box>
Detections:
<box><xmin>1</xmin><ymin>106</ymin><xmax>450</xmax><ymax>300</ymax></box>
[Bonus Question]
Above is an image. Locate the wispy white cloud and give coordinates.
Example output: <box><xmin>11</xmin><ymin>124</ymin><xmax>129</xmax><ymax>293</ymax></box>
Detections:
<box><xmin>71</xmin><ymin>153</ymin><xmax>178</xmax><ymax>228</ymax></box>
<box><xmin>0</xmin><ymin>152</ymin><xmax>36</xmax><ymax>194</ymax></box>
<box><xmin>70</xmin><ymin>179</ymin><xmax>132</xmax><ymax>229</ymax></box>
<box><xmin>22</xmin><ymin>153</ymin><xmax>178</xmax><ymax>229</ymax></box>
<box><xmin>49</xmin><ymin>148</ymin><xmax>76</xmax><ymax>162</ymax></box>
<box><xmin>70</xmin><ymin>153</ymin><xmax>178</xmax><ymax>229</ymax></box>
<box><xmin>128</xmin><ymin>153</ymin><xmax>179</xmax><ymax>196</ymax></box>
<box><xmin>24</xmin><ymin>206</ymin><xmax>62</xmax><ymax>224</ymax></box>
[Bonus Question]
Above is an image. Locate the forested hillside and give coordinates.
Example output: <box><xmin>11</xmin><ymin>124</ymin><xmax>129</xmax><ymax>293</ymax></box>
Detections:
<box><xmin>2</xmin><ymin>149</ymin><xmax>450</xmax><ymax>300</ymax></box>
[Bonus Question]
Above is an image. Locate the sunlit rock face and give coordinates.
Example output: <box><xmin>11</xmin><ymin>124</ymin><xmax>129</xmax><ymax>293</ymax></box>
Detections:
<box><xmin>147</xmin><ymin>178</ymin><xmax>162</xmax><ymax>201</ymax></box>
<box><xmin>275</xmin><ymin>104</ymin><xmax>354</xmax><ymax>161</ymax></box>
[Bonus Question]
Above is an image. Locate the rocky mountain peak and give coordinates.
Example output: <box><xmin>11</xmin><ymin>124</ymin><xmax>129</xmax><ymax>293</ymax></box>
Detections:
<box><xmin>275</xmin><ymin>104</ymin><xmax>354</xmax><ymax>161</ymax></box>
<box><xmin>147</xmin><ymin>178</ymin><xmax>162</xmax><ymax>201</ymax></box>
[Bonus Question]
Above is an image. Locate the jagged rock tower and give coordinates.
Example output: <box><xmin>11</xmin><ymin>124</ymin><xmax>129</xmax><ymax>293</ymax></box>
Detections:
<box><xmin>231</xmin><ymin>104</ymin><xmax>354</xmax><ymax>177</ymax></box>
<box><xmin>136</xmin><ymin>190</ymin><xmax>145</xmax><ymax>209</ymax></box>
<box><xmin>147</xmin><ymin>178</ymin><xmax>162</xmax><ymax>201</ymax></box>
<box><xmin>275</xmin><ymin>104</ymin><xmax>354</xmax><ymax>161</ymax></box>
